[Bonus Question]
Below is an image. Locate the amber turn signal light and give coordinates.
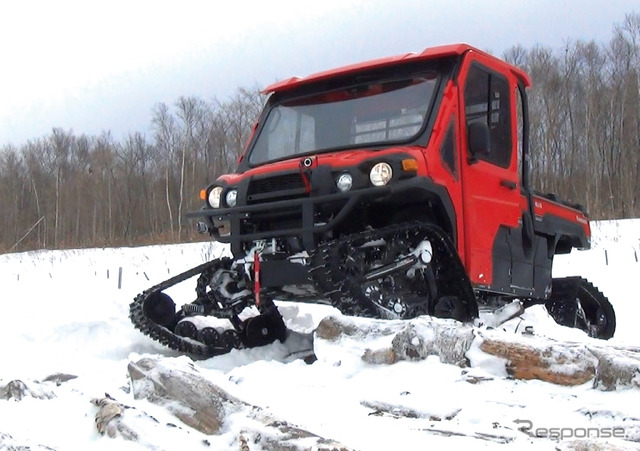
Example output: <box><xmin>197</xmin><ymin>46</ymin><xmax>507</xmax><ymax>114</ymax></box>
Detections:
<box><xmin>402</xmin><ymin>158</ymin><xmax>418</xmax><ymax>171</ymax></box>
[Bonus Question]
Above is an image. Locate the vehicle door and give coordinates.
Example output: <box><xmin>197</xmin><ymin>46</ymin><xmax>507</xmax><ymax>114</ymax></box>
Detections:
<box><xmin>458</xmin><ymin>57</ymin><xmax>525</xmax><ymax>292</ymax></box>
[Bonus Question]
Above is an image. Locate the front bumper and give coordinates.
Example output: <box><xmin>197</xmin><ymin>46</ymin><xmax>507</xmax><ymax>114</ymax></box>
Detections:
<box><xmin>187</xmin><ymin>176</ymin><xmax>453</xmax><ymax>255</ymax></box>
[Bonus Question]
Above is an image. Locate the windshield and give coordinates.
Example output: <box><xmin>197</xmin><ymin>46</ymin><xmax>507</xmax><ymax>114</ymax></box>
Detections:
<box><xmin>249</xmin><ymin>73</ymin><xmax>439</xmax><ymax>165</ymax></box>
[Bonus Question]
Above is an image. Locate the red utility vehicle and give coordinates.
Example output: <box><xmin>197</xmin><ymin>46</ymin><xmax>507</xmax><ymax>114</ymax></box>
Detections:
<box><xmin>131</xmin><ymin>44</ymin><xmax>615</xmax><ymax>356</ymax></box>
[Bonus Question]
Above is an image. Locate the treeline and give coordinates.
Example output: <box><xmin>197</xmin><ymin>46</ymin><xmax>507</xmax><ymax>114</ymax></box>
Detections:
<box><xmin>1</xmin><ymin>13</ymin><xmax>639</xmax><ymax>252</ymax></box>
<box><xmin>505</xmin><ymin>13</ymin><xmax>640</xmax><ymax>219</ymax></box>
<box><xmin>0</xmin><ymin>88</ymin><xmax>264</xmax><ymax>252</ymax></box>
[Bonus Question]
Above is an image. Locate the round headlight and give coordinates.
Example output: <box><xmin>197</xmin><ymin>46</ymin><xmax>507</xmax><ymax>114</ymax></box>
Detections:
<box><xmin>225</xmin><ymin>189</ymin><xmax>238</xmax><ymax>207</ymax></box>
<box><xmin>208</xmin><ymin>186</ymin><xmax>223</xmax><ymax>208</ymax></box>
<box><xmin>369</xmin><ymin>162</ymin><xmax>393</xmax><ymax>186</ymax></box>
<box><xmin>336</xmin><ymin>173</ymin><xmax>353</xmax><ymax>192</ymax></box>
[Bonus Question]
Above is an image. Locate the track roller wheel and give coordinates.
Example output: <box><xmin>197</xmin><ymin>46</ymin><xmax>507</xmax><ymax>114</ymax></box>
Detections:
<box><xmin>197</xmin><ymin>327</ymin><xmax>220</xmax><ymax>346</ymax></box>
<box><xmin>221</xmin><ymin>329</ymin><xmax>243</xmax><ymax>351</ymax></box>
<box><xmin>174</xmin><ymin>320</ymin><xmax>198</xmax><ymax>339</ymax></box>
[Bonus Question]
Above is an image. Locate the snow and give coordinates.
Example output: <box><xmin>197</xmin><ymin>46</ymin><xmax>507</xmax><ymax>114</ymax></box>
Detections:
<box><xmin>1</xmin><ymin>220</ymin><xmax>639</xmax><ymax>450</ymax></box>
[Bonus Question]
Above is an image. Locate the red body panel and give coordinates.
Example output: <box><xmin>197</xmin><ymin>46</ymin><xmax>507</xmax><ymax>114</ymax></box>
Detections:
<box><xmin>533</xmin><ymin>195</ymin><xmax>591</xmax><ymax>241</ymax></box>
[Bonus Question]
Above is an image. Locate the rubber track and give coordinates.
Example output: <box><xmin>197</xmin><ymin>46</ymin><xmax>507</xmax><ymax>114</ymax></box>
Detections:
<box><xmin>310</xmin><ymin>221</ymin><xmax>479</xmax><ymax>320</ymax></box>
<box><xmin>129</xmin><ymin>259</ymin><xmax>236</xmax><ymax>357</ymax></box>
<box><xmin>546</xmin><ymin>276</ymin><xmax>616</xmax><ymax>339</ymax></box>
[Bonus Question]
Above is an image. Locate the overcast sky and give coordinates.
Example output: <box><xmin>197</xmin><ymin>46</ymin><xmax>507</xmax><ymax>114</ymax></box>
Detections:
<box><xmin>1</xmin><ymin>0</ymin><xmax>637</xmax><ymax>146</ymax></box>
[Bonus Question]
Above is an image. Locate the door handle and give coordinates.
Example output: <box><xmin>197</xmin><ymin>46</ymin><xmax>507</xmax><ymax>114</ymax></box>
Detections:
<box><xmin>500</xmin><ymin>179</ymin><xmax>517</xmax><ymax>190</ymax></box>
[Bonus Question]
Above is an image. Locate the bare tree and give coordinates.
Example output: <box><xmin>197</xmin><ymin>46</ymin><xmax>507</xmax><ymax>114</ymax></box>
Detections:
<box><xmin>152</xmin><ymin>103</ymin><xmax>179</xmax><ymax>239</ymax></box>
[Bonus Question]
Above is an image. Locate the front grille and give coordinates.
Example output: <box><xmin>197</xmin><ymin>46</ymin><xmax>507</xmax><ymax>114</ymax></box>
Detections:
<box><xmin>247</xmin><ymin>172</ymin><xmax>308</xmax><ymax>204</ymax></box>
<box><xmin>248</xmin><ymin>173</ymin><xmax>306</xmax><ymax>194</ymax></box>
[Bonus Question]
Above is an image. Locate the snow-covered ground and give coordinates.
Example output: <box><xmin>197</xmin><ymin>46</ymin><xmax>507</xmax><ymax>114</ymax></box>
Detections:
<box><xmin>0</xmin><ymin>219</ymin><xmax>639</xmax><ymax>450</ymax></box>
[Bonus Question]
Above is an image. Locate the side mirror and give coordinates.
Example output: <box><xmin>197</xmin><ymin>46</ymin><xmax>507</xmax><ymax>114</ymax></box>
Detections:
<box><xmin>467</xmin><ymin>121</ymin><xmax>490</xmax><ymax>163</ymax></box>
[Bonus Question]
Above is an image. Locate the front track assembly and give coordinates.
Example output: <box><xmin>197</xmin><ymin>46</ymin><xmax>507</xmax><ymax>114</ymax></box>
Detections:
<box><xmin>129</xmin><ymin>258</ymin><xmax>287</xmax><ymax>358</ymax></box>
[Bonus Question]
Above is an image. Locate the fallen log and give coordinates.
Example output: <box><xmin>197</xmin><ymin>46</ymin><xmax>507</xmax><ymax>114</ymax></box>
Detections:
<box><xmin>316</xmin><ymin>315</ymin><xmax>640</xmax><ymax>389</ymax></box>
<box><xmin>478</xmin><ymin>333</ymin><xmax>598</xmax><ymax>386</ymax></box>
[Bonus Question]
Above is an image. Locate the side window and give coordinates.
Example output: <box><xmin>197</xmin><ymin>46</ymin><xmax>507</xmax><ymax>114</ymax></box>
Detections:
<box><xmin>463</xmin><ymin>64</ymin><xmax>512</xmax><ymax>168</ymax></box>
